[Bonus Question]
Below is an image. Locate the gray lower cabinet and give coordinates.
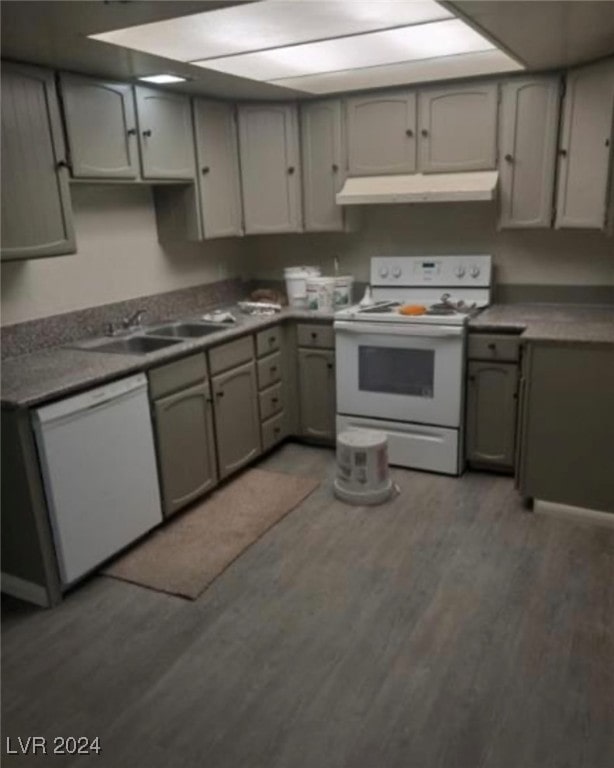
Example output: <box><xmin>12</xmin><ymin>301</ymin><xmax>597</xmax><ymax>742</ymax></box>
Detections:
<box><xmin>1</xmin><ymin>61</ymin><xmax>75</xmax><ymax>261</ymax></box>
<box><xmin>517</xmin><ymin>344</ymin><xmax>614</xmax><ymax>513</ymax></box>
<box><xmin>298</xmin><ymin>348</ymin><xmax>336</xmax><ymax>442</ymax></box>
<box><xmin>212</xmin><ymin>360</ymin><xmax>262</xmax><ymax>479</ymax></box>
<box><xmin>153</xmin><ymin>381</ymin><xmax>217</xmax><ymax>517</ymax></box>
<box><xmin>466</xmin><ymin>361</ymin><xmax>518</xmax><ymax>470</ymax></box>
<box><xmin>60</xmin><ymin>72</ymin><xmax>139</xmax><ymax>179</ymax></box>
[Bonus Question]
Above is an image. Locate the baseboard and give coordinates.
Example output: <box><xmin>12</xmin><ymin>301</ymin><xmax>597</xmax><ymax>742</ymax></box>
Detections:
<box><xmin>534</xmin><ymin>499</ymin><xmax>614</xmax><ymax>529</ymax></box>
<box><xmin>1</xmin><ymin>572</ymin><xmax>50</xmax><ymax>607</ymax></box>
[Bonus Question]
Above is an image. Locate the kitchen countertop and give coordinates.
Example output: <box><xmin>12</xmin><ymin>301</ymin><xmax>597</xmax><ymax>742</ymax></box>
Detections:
<box><xmin>1</xmin><ymin>307</ymin><xmax>335</xmax><ymax>410</ymax></box>
<box><xmin>469</xmin><ymin>303</ymin><xmax>614</xmax><ymax>344</ymax></box>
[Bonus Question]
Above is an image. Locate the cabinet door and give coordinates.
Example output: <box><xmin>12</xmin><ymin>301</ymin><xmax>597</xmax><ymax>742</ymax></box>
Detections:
<box><xmin>154</xmin><ymin>381</ymin><xmax>217</xmax><ymax>517</ymax></box>
<box><xmin>418</xmin><ymin>82</ymin><xmax>497</xmax><ymax>172</ymax></box>
<box><xmin>346</xmin><ymin>91</ymin><xmax>416</xmax><ymax>175</ymax></box>
<box><xmin>555</xmin><ymin>60</ymin><xmax>614</xmax><ymax>229</ymax></box>
<box><xmin>135</xmin><ymin>86</ymin><xmax>195</xmax><ymax>179</ymax></box>
<box><xmin>60</xmin><ymin>73</ymin><xmax>139</xmax><ymax>179</ymax></box>
<box><xmin>466</xmin><ymin>362</ymin><xmax>518</xmax><ymax>468</ymax></box>
<box><xmin>238</xmin><ymin>103</ymin><xmax>301</xmax><ymax>234</ymax></box>
<box><xmin>193</xmin><ymin>98</ymin><xmax>243</xmax><ymax>238</ymax></box>
<box><xmin>499</xmin><ymin>77</ymin><xmax>560</xmax><ymax>229</ymax></box>
<box><xmin>301</xmin><ymin>99</ymin><xmax>345</xmax><ymax>231</ymax></box>
<box><xmin>212</xmin><ymin>361</ymin><xmax>262</xmax><ymax>479</ymax></box>
<box><xmin>1</xmin><ymin>62</ymin><xmax>75</xmax><ymax>261</ymax></box>
<box><xmin>298</xmin><ymin>349</ymin><xmax>336</xmax><ymax>441</ymax></box>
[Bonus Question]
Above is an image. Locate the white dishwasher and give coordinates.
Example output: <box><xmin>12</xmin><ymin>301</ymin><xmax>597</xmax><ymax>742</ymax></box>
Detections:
<box><xmin>33</xmin><ymin>373</ymin><xmax>163</xmax><ymax>586</ymax></box>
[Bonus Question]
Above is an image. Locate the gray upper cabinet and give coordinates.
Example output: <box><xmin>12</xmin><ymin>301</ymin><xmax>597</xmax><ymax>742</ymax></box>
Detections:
<box><xmin>212</xmin><ymin>360</ymin><xmax>262</xmax><ymax>479</ymax></box>
<box><xmin>346</xmin><ymin>90</ymin><xmax>417</xmax><ymax>175</ymax></box>
<box><xmin>193</xmin><ymin>98</ymin><xmax>243</xmax><ymax>239</ymax></box>
<box><xmin>301</xmin><ymin>99</ymin><xmax>345</xmax><ymax>231</ymax></box>
<box><xmin>237</xmin><ymin>103</ymin><xmax>302</xmax><ymax>234</ymax></box>
<box><xmin>418</xmin><ymin>82</ymin><xmax>498</xmax><ymax>172</ymax></box>
<box><xmin>555</xmin><ymin>59</ymin><xmax>614</xmax><ymax>230</ymax></box>
<box><xmin>135</xmin><ymin>86</ymin><xmax>195</xmax><ymax>180</ymax></box>
<box><xmin>466</xmin><ymin>361</ymin><xmax>518</xmax><ymax>469</ymax></box>
<box><xmin>498</xmin><ymin>76</ymin><xmax>560</xmax><ymax>229</ymax></box>
<box><xmin>60</xmin><ymin>73</ymin><xmax>139</xmax><ymax>179</ymax></box>
<box><xmin>153</xmin><ymin>381</ymin><xmax>218</xmax><ymax>517</ymax></box>
<box><xmin>1</xmin><ymin>62</ymin><xmax>75</xmax><ymax>261</ymax></box>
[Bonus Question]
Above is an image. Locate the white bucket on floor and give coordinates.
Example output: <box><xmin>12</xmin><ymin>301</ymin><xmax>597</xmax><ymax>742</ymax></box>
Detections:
<box><xmin>284</xmin><ymin>266</ymin><xmax>321</xmax><ymax>309</ymax></box>
<box><xmin>334</xmin><ymin>430</ymin><xmax>394</xmax><ymax>506</ymax></box>
<box><xmin>306</xmin><ymin>276</ymin><xmax>336</xmax><ymax>313</ymax></box>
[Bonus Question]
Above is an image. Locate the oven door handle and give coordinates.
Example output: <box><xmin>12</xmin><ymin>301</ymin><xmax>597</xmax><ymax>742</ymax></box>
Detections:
<box><xmin>334</xmin><ymin>321</ymin><xmax>464</xmax><ymax>338</ymax></box>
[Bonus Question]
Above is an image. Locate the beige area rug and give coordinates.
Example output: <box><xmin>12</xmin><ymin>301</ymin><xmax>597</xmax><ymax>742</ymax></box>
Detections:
<box><xmin>104</xmin><ymin>468</ymin><xmax>319</xmax><ymax>599</ymax></box>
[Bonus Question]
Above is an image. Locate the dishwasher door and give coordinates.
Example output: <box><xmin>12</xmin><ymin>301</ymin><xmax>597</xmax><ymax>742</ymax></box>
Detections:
<box><xmin>33</xmin><ymin>374</ymin><xmax>162</xmax><ymax>586</ymax></box>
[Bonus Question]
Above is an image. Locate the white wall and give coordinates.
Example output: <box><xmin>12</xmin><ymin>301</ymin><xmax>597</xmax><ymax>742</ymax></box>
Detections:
<box><xmin>244</xmin><ymin>203</ymin><xmax>614</xmax><ymax>287</ymax></box>
<box><xmin>0</xmin><ymin>185</ymin><xmax>244</xmax><ymax>326</ymax></box>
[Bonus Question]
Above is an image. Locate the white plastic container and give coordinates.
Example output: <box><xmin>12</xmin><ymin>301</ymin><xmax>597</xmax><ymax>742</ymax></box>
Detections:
<box><xmin>333</xmin><ymin>276</ymin><xmax>354</xmax><ymax>309</ymax></box>
<box><xmin>306</xmin><ymin>276</ymin><xmax>336</xmax><ymax>313</ymax></box>
<box><xmin>284</xmin><ymin>266</ymin><xmax>321</xmax><ymax>309</ymax></box>
<box><xmin>334</xmin><ymin>429</ymin><xmax>394</xmax><ymax>506</ymax></box>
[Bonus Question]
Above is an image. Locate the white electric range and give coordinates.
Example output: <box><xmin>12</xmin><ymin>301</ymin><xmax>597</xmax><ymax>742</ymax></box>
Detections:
<box><xmin>334</xmin><ymin>255</ymin><xmax>492</xmax><ymax>475</ymax></box>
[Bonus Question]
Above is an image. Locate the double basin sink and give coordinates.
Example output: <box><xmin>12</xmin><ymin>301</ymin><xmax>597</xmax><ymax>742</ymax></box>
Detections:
<box><xmin>78</xmin><ymin>321</ymin><xmax>230</xmax><ymax>355</ymax></box>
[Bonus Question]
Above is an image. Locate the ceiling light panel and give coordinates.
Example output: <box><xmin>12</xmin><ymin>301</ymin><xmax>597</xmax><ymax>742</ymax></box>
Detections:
<box><xmin>193</xmin><ymin>19</ymin><xmax>496</xmax><ymax>82</ymax></box>
<box><xmin>90</xmin><ymin>1</ymin><xmax>452</xmax><ymax>62</ymax></box>
<box><xmin>138</xmin><ymin>74</ymin><xmax>187</xmax><ymax>84</ymax></box>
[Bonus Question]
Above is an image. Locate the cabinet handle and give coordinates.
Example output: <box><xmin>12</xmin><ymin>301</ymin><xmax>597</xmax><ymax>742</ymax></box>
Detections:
<box><xmin>311</xmin><ymin>332</ymin><xmax>318</xmax><ymax>339</ymax></box>
<box><xmin>327</xmin><ymin>362</ymin><xmax>333</xmax><ymax>370</ymax></box>
<box><xmin>558</xmin><ymin>148</ymin><xmax>567</xmax><ymax>157</ymax></box>
<box><xmin>142</xmin><ymin>129</ymin><xmax>152</xmax><ymax>137</ymax></box>
<box><xmin>56</xmin><ymin>159</ymin><xmax>71</xmax><ymax>170</ymax></box>
<box><xmin>201</xmin><ymin>166</ymin><xmax>210</xmax><ymax>175</ymax></box>
<box><xmin>288</xmin><ymin>166</ymin><xmax>295</xmax><ymax>175</ymax></box>
<box><xmin>421</xmin><ymin>129</ymin><xmax>428</xmax><ymax>138</ymax></box>
<box><xmin>504</xmin><ymin>154</ymin><xmax>513</xmax><ymax>163</ymax></box>
<box><xmin>488</xmin><ymin>343</ymin><xmax>497</xmax><ymax>351</ymax></box>
<box><xmin>127</xmin><ymin>128</ymin><xmax>137</xmax><ymax>136</ymax></box>
<box><xmin>332</xmin><ymin>163</ymin><xmax>339</xmax><ymax>172</ymax></box>
<box><xmin>270</xmin><ymin>366</ymin><xmax>277</xmax><ymax>374</ymax></box>
<box><xmin>216</xmin><ymin>390</ymin><xmax>224</xmax><ymax>398</ymax></box>
<box><xmin>269</xmin><ymin>336</ymin><xmax>276</xmax><ymax>344</ymax></box>
<box><xmin>406</xmin><ymin>129</ymin><xmax>414</xmax><ymax>137</ymax></box>
<box><xmin>272</xmin><ymin>397</ymin><xmax>279</xmax><ymax>404</ymax></box>
<box><xmin>468</xmin><ymin>375</ymin><xmax>476</xmax><ymax>382</ymax></box>
<box><xmin>274</xmin><ymin>427</ymin><xmax>281</xmax><ymax>434</ymax></box>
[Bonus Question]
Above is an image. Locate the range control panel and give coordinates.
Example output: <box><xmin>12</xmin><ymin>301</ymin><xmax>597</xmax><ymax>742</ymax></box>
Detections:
<box><xmin>371</xmin><ymin>255</ymin><xmax>492</xmax><ymax>288</ymax></box>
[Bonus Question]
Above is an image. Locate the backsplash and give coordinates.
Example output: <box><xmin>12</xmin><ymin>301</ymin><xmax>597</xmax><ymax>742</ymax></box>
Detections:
<box><xmin>1</xmin><ymin>278</ymin><xmax>245</xmax><ymax>360</ymax></box>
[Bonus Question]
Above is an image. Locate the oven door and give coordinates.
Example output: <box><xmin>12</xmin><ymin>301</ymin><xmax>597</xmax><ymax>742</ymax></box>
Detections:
<box><xmin>335</xmin><ymin>320</ymin><xmax>465</xmax><ymax>428</ymax></box>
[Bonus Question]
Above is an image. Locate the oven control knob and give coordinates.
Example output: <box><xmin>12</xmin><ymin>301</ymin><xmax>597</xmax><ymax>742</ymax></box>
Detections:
<box><xmin>470</xmin><ymin>265</ymin><xmax>481</xmax><ymax>278</ymax></box>
<box><xmin>392</xmin><ymin>267</ymin><xmax>402</xmax><ymax>278</ymax></box>
<box><xmin>379</xmin><ymin>266</ymin><xmax>389</xmax><ymax>278</ymax></box>
<box><xmin>455</xmin><ymin>265</ymin><xmax>466</xmax><ymax>278</ymax></box>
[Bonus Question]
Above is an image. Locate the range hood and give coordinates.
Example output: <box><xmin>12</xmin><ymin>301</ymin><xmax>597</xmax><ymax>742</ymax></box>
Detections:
<box><xmin>335</xmin><ymin>171</ymin><xmax>498</xmax><ymax>205</ymax></box>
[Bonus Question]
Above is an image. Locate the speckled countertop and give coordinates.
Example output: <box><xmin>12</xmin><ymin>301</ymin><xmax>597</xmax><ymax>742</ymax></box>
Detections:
<box><xmin>1</xmin><ymin>307</ymin><xmax>335</xmax><ymax>410</ymax></box>
<box><xmin>469</xmin><ymin>303</ymin><xmax>614</xmax><ymax>344</ymax></box>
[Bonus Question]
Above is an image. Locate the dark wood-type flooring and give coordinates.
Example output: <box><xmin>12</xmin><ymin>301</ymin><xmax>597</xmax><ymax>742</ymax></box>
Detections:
<box><xmin>2</xmin><ymin>443</ymin><xmax>613</xmax><ymax>768</ymax></box>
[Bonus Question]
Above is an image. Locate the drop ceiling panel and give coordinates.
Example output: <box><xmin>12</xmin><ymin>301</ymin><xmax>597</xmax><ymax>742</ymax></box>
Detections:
<box><xmin>194</xmin><ymin>18</ymin><xmax>495</xmax><ymax>81</ymax></box>
<box><xmin>273</xmin><ymin>49</ymin><xmax>522</xmax><ymax>94</ymax></box>
<box><xmin>91</xmin><ymin>1</ymin><xmax>452</xmax><ymax>63</ymax></box>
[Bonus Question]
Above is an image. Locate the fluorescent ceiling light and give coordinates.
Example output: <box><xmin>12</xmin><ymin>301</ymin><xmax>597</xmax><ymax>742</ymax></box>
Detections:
<box><xmin>91</xmin><ymin>1</ymin><xmax>452</xmax><ymax>61</ymax></box>
<box><xmin>193</xmin><ymin>19</ymin><xmax>496</xmax><ymax>81</ymax></box>
<box><xmin>138</xmin><ymin>74</ymin><xmax>187</xmax><ymax>84</ymax></box>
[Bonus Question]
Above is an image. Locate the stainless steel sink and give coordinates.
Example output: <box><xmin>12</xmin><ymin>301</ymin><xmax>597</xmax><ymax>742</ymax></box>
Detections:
<box><xmin>145</xmin><ymin>322</ymin><xmax>226</xmax><ymax>339</ymax></box>
<box><xmin>87</xmin><ymin>336</ymin><xmax>183</xmax><ymax>355</ymax></box>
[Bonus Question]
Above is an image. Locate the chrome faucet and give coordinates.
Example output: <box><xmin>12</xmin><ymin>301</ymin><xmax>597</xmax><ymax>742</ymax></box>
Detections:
<box><xmin>105</xmin><ymin>308</ymin><xmax>147</xmax><ymax>337</ymax></box>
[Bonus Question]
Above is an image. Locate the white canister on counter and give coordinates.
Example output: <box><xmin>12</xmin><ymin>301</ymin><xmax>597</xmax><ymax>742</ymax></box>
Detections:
<box><xmin>306</xmin><ymin>276</ymin><xmax>336</xmax><ymax>313</ymax></box>
<box><xmin>284</xmin><ymin>266</ymin><xmax>321</xmax><ymax>308</ymax></box>
<box><xmin>333</xmin><ymin>276</ymin><xmax>354</xmax><ymax>309</ymax></box>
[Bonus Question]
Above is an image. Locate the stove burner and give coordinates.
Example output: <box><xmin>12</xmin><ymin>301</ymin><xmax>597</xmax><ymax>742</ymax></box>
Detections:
<box><xmin>426</xmin><ymin>304</ymin><xmax>457</xmax><ymax>316</ymax></box>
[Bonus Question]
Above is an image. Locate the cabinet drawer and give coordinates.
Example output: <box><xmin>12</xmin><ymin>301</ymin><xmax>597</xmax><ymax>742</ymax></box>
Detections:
<box><xmin>297</xmin><ymin>323</ymin><xmax>334</xmax><ymax>349</ymax></box>
<box><xmin>257</xmin><ymin>351</ymin><xmax>282</xmax><ymax>390</ymax></box>
<box><xmin>256</xmin><ymin>325</ymin><xmax>281</xmax><ymax>358</ymax></box>
<box><xmin>262</xmin><ymin>411</ymin><xmax>286</xmax><ymax>451</ymax></box>
<box><xmin>149</xmin><ymin>352</ymin><xmax>208</xmax><ymax>399</ymax></box>
<box><xmin>209</xmin><ymin>335</ymin><xmax>254</xmax><ymax>375</ymax></box>
<box><xmin>259</xmin><ymin>382</ymin><xmax>283</xmax><ymax>421</ymax></box>
<box><xmin>468</xmin><ymin>334</ymin><xmax>520</xmax><ymax>362</ymax></box>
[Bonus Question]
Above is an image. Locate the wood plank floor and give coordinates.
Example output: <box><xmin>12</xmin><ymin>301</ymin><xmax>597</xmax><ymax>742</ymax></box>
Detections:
<box><xmin>2</xmin><ymin>443</ymin><xmax>613</xmax><ymax>768</ymax></box>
